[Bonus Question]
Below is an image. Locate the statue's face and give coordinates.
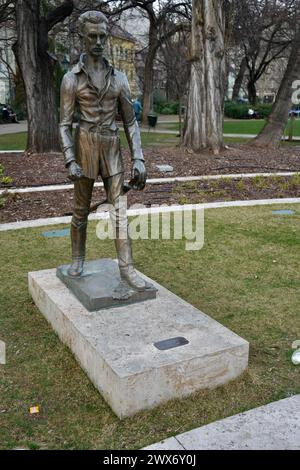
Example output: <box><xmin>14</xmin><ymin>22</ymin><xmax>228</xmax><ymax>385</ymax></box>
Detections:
<box><xmin>83</xmin><ymin>22</ymin><xmax>108</xmax><ymax>57</ymax></box>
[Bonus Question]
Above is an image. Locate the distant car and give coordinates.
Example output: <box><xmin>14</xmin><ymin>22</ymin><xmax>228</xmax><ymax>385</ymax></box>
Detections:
<box><xmin>237</xmin><ymin>97</ymin><xmax>249</xmax><ymax>104</ymax></box>
<box><xmin>289</xmin><ymin>109</ymin><xmax>300</xmax><ymax>117</ymax></box>
<box><xmin>248</xmin><ymin>108</ymin><xmax>260</xmax><ymax>119</ymax></box>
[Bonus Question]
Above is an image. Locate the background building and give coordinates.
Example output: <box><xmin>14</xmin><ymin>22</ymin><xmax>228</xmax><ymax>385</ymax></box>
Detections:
<box><xmin>108</xmin><ymin>24</ymin><xmax>140</xmax><ymax>98</ymax></box>
<box><xmin>0</xmin><ymin>25</ymin><xmax>16</xmax><ymax>104</ymax></box>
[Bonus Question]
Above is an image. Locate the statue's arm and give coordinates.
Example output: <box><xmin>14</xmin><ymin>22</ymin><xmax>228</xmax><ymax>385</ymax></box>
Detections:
<box><xmin>118</xmin><ymin>74</ymin><xmax>145</xmax><ymax>163</ymax></box>
<box><xmin>59</xmin><ymin>72</ymin><xmax>77</xmax><ymax>167</ymax></box>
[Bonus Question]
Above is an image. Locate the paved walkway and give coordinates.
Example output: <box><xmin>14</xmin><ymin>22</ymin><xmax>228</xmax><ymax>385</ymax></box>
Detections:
<box><xmin>0</xmin><ymin>121</ymin><xmax>27</xmax><ymax>135</ymax></box>
<box><xmin>143</xmin><ymin>395</ymin><xmax>300</xmax><ymax>450</ymax></box>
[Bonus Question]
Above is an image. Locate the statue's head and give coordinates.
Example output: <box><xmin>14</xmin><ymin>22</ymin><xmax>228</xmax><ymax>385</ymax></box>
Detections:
<box><xmin>78</xmin><ymin>11</ymin><xmax>109</xmax><ymax>57</ymax></box>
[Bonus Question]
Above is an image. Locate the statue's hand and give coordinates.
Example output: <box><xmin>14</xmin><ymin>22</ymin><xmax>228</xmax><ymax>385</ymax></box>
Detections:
<box><xmin>132</xmin><ymin>159</ymin><xmax>147</xmax><ymax>190</ymax></box>
<box><xmin>67</xmin><ymin>161</ymin><xmax>84</xmax><ymax>181</ymax></box>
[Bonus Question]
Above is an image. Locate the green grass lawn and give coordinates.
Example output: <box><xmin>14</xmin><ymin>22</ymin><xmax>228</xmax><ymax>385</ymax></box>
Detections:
<box><xmin>1</xmin><ymin>129</ymin><xmax>296</xmax><ymax>151</ymax></box>
<box><xmin>224</xmin><ymin>120</ymin><xmax>266</xmax><ymax>135</ymax></box>
<box><xmin>0</xmin><ymin>132</ymin><xmax>27</xmax><ymax>151</ymax></box>
<box><xmin>0</xmin><ymin>131</ymin><xmax>179</xmax><ymax>151</ymax></box>
<box><xmin>0</xmin><ymin>131</ymin><xmax>252</xmax><ymax>150</ymax></box>
<box><xmin>157</xmin><ymin>119</ymin><xmax>300</xmax><ymax>137</ymax></box>
<box><xmin>0</xmin><ymin>130</ymin><xmax>252</xmax><ymax>151</ymax></box>
<box><xmin>2</xmin><ymin>120</ymin><xmax>300</xmax><ymax>151</ymax></box>
<box><xmin>1</xmin><ymin>204</ymin><xmax>299</xmax><ymax>449</ymax></box>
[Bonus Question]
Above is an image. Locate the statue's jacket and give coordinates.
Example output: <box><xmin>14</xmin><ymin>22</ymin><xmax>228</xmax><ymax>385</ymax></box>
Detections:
<box><xmin>59</xmin><ymin>54</ymin><xmax>144</xmax><ymax>180</ymax></box>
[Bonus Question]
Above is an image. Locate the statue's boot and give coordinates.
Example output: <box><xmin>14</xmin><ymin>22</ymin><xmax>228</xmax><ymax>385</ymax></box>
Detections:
<box><xmin>115</xmin><ymin>237</ymin><xmax>147</xmax><ymax>291</ymax></box>
<box><xmin>68</xmin><ymin>223</ymin><xmax>87</xmax><ymax>277</ymax></box>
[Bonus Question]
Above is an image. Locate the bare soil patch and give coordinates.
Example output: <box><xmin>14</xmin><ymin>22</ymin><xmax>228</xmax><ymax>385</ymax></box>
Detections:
<box><xmin>1</xmin><ymin>176</ymin><xmax>300</xmax><ymax>223</ymax></box>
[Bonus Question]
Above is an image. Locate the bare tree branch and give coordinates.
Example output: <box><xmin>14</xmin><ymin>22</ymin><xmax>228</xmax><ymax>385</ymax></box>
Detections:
<box><xmin>46</xmin><ymin>0</ymin><xmax>74</xmax><ymax>32</ymax></box>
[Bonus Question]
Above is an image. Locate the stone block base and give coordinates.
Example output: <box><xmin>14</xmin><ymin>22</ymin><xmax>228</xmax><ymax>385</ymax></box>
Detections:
<box><xmin>28</xmin><ymin>263</ymin><xmax>249</xmax><ymax>418</ymax></box>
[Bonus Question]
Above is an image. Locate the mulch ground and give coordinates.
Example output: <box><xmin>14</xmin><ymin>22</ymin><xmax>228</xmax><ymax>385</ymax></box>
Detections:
<box><xmin>1</xmin><ymin>176</ymin><xmax>300</xmax><ymax>224</ymax></box>
<box><xmin>1</xmin><ymin>144</ymin><xmax>300</xmax><ymax>223</ymax></box>
<box><xmin>1</xmin><ymin>143</ymin><xmax>300</xmax><ymax>189</ymax></box>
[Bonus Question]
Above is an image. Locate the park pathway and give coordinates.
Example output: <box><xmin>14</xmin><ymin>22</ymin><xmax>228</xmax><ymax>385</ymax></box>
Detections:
<box><xmin>0</xmin><ymin>121</ymin><xmax>27</xmax><ymax>134</ymax></box>
<box><xmin>143</xmin><ymin>395</ymin><xmax>300</xmax><ymax>450</ymax></box>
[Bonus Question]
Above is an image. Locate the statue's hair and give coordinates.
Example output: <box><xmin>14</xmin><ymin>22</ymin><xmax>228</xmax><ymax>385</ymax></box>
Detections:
<box><xmin>78</xmin><ymin>11</ymin><xmax>108</xmax><ymax>36</ymax></box>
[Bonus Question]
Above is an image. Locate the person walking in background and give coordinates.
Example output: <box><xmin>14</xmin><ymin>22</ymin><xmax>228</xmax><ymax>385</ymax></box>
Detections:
<box><xmin>133</xmin><ymin>98</ymin><xmax>142</xmax><ymax>124</ymax></box>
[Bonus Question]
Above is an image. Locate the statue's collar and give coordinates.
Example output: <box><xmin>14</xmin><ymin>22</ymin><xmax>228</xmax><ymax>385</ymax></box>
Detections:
<box><xmin>72</xmin><ymin>54</ymin><xmax>114</xmax><ymax>75</ymax></box>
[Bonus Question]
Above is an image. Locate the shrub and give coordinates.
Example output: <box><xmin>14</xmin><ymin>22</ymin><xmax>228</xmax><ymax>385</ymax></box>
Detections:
<box><xmin>254</xmin><ymin>104</ymin><xmax>273</xmax><ymax>119</ymax></box>
<box><xmin>153</xmin><ymin>96</ymin><xmax>180</xmax><ymax>115</ymax></box>
<box><xmin>0</xmin><ymin>163</ymin><xmax>13</xmax><ymax>185</ymax></box>
<box><xmin>224</xmin><ymin>102</ymin><xmax>249</xmax><ymax>119</ymax></box>
<box><xmin>160</xmin><ymin>106</ymin><xmax>174</xmax><ymax>115</ymax></box>
<box><xmin>224</xmin><ymin>101</ymin><xmax>273</xmax><ymax>119</ymax></box>
<box><xmin>1</xmin><ymin>176</ymin><xmax>13</xmax><ymax>185</ymax></box>
<box><xmin>0</xmin><ymin>164</ymin><xmax>12</xmax><ymax>209</ymax></box>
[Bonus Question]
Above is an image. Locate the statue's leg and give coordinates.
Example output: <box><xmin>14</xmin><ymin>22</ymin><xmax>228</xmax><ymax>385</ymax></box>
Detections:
<box><xmin>103</xmin><ymin>173</ymin><xmax>147</xmax><ymax>291</ymax></box>
<box><xmin>68</xmin><ymin>177</ymin><xmax>94</xmax><ymax>277</ymax></box>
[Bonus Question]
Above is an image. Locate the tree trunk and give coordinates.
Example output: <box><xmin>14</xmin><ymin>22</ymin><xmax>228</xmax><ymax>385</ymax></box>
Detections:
<box><xmin>178</xmin><ymin>95</ymin><xmax>182</xmax><ymax>136</ymax></box>
<box><xmin>288</xmin><ymin>114</ymin><xmax>295</xmax><ymax>142</ymax></box>
<box><xmin>232</xmin><ymin>57</ymin><xmax>246</xmax><ymax>101</ymax></box>
<box><xmin>182</xmin><ymin>0</ymin><xmax>226</xmax><ymax>154</ymax></box>
<box><xmin>141</xmin><ymin>22</ymin><xmax>158</xmax><ymax>125</ymax></box>
<box><xmin>254</xmin><ymin>28</ymin><xmax>300</xmax><ymax>148</ymax></box>
<box><xmin>13</xmin><ymin>0</ymin><xmax>60</xmax><ymax>153</ymax></box>
<box><xmin>142</xmin><ymin>47</ymin><xmax>156</xmax><ymax>125</ymax></box>
<box><xmin>247</xmin><ymin>79</ymin><xmax>257</xmax><ymax>105</ymax></box>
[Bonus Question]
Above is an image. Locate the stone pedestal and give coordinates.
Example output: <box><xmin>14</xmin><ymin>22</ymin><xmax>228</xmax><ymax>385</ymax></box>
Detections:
<box><xmin>57</xmin><ymin>259</ymin><xmax>157</xmax><ymax>311</ymax></box>
<box><xmin>28</xmin><ymin>262</ymin><xmax>249</xmax><ymax>418</ymax></box>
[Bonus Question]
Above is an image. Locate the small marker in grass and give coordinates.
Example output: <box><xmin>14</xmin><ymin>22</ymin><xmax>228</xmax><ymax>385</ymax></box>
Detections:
<box><xmin>29</xmin><ymin>405</ymin><xmax>40</xmax><ymax>415</ymax></box>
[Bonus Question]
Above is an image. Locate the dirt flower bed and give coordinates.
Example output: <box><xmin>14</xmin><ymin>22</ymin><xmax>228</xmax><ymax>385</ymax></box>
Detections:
<box><xmin>1</xmin><ymin>175</ymin><xmax>300</xmax><ymax>223</ymax></box>
<box><xmin>1</xmin><ymin>143</ymin><xmax>300</xmax><ymax>189</ymax></box>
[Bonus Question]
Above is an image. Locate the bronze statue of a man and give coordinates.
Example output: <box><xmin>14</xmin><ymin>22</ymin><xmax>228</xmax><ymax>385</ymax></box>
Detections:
<box><xmin>59</xmin><ymin>10</ymin><xmax>147</xmax><ymax>291</ymax></box>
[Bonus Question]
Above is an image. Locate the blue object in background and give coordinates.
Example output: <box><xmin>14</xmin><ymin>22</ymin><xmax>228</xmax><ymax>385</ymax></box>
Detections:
<box><xmin>272</xmin><ymin>210</ymin><xmax>296</xmax><ymax>216</ymax></box>
<box><xmin>133</xmin><ymin>99</ymin><xmax>142</xmax><ymax>123</ymax></box>
<box><xmin>43</xmin><ymin>228</ymin><xmax>70</xmax><ymax>239</ymax></box>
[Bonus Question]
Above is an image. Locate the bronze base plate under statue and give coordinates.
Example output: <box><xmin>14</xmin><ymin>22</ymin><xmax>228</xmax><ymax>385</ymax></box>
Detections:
<box><xmin>56</xmin><ymin>259</ymin><xmax>157</xmax><ymax>311</ymax></box>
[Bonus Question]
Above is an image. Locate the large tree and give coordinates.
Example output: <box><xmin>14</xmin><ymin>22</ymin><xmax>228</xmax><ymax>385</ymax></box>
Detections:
<box><xmin>181</xmin><ymin>0</ymin><xmax>226</xmax><ymax>154</ymax></box>
<box><xmin>232</xmin><ymin>0</ymin><xmax>293</xmax><ymax>105</ymax></box>
<box><xmin>254</xmin><ymin>24</ymin><xmax>300</xmax><ymax>148</ymax></box>
<box><xmin>13</xmin><ymin>0</ymin><xmax>74</xmax><ymax>154</ymax></box>
<box><xmin>231</xmin><ymin>56</ymin><xmax>246</xmax><ymax>101</ymax></box>
<box><xmin>160</xmin><ymin>29</ymin><xmax>190</xmax><ymax>132</ymax></box>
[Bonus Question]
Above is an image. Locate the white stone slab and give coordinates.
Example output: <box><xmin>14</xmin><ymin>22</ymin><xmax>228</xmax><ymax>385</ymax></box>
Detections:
<box><xmin>155</xmin><ymin>164</ymin><xmax>174</xmax><ymax>173</ymax></box>
<box><xmin>28</xmin><ymin>265</ymin><xmax>249</xmax><ymax>418</ymax></box>
<box><xmin>144</xmin><ymin>395</ymin><xmax>300</xmax><ymax>450</ymax></box>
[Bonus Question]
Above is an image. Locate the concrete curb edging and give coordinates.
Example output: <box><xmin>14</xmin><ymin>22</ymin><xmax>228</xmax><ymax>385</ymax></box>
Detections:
<box><xmin>1</xmin><ymin>172</ymin><xmax>299</xmax><ymax>196</ymax></box>
<box><xmin>1</xmin><ymin>197</ymin><xmax>300</xmax><ymax>231</ymax></box>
